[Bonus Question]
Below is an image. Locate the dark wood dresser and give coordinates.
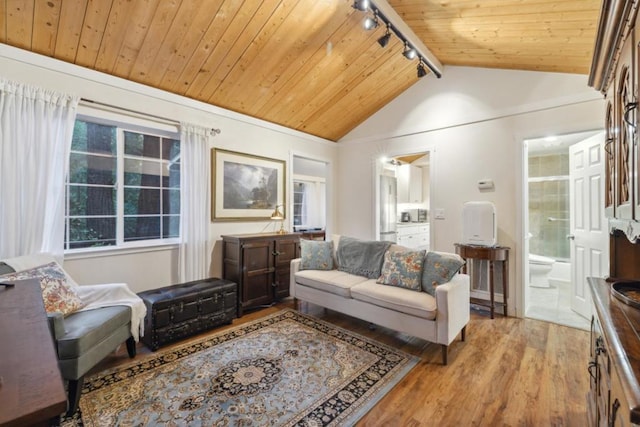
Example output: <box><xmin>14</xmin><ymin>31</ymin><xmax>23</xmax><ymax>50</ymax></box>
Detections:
<box><xmin>588</xmin><ymin>278</ymin><xmax>640</xmax><ymax>426</ymax></box>
<box><xmin>222</xmin><ymin>232</ymin><xmax>300</xmax><ymax>316</ymax></box>
<box><xmin>0</xmin><ymin>279</ymin><xmax>67</xmax><ymax>426</ymax></box>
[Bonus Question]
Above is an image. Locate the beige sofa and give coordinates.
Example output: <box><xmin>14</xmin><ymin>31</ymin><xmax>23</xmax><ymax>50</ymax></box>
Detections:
<box><xmin>290</xmin><ymin>239</ymin><xmax>470</xmax><ymax>365</ymax></box>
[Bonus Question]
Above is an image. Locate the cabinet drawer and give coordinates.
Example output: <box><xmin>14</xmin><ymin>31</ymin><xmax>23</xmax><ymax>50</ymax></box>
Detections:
<box><xmin>397</xmin><ymin>235</ymin><xmax>411</xmax><ymax>247</ymax></box>
<box><xmin>415</xmin><ymin>233</ymin><xmax>429</xmax><ymax>246</ymax></box>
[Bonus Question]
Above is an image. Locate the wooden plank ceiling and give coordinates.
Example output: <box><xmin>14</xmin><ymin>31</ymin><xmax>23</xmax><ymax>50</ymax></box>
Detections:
<box><xmin>0</xmin><ymin>0</ymin><xmax>601</xmax><ymax>142</ymax></box>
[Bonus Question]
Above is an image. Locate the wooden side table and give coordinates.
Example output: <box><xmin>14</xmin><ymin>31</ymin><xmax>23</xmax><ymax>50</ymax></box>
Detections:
<box><xmin>454</xmin><ymin>243</ymin><xmax>510</xmax><ymax>319</ymax></box>
<box><xmin>0</xmin><ymin>279</ymin><xmax>67</xmax><ymax>426</ymax></box>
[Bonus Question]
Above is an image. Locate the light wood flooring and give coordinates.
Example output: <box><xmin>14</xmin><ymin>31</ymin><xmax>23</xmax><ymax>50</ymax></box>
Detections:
<box><xmin>97</xmin><ymin>300</ymin><xmax>590</xmax><ymax>426</ymax></box>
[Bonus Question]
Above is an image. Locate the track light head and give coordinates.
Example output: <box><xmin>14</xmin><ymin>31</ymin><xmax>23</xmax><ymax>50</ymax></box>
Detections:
<box><xmin>378</xmin><ymin>25</ymin><xmax>391</xmax><ymax>47</ymax></box>
<box><xmin>363</xmin><ymin>16</ymin><xmax>378</xmax><ymax>30</ymax></box>
<box><xmin>378</xmin><ymin>32</ymin><xmax>391</xmax><ymax>47</ymax></box>
<box><xmin>417</xmin><ymin>62</ymin><xmax>427</xmax><ymax>78</ymax></box>
<box><xmin>352</xmin><ymin>0</ymin><xmax>370</xmax><ymax>11</ymax></box>
<box><xmin>402</xmin><ymin>43</ymin><xmax>417</xmax><ymax>60</ymax></box>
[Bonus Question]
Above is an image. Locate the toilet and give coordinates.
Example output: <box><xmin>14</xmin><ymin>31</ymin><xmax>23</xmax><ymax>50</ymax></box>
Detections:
<box><xmin>529</xmin><ymin>253</ymin><xmax>555</xmax><ymax>288</ymax></box>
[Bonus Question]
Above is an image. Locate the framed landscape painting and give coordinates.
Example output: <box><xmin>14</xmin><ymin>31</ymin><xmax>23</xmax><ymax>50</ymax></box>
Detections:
<box><xmin>211</xmin><ymin>148</ymin><xmax>286</xmax><ymax>221</ymax></box>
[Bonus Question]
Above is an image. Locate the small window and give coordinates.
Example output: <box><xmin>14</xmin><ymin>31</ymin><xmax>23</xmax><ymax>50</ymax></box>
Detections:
<box><xmin>293</xmin><ymin>182</ymin><xmax>306</xmax><ymax>227</ymax></box>
<box><xmin>292</xmin><ymin>177</ymin><xmax>325</xmax><ymax>231</ymax></box>
<box><xmin>65</xmin><ymin>119</ymin><xmax>180</xmax><ymax>250</ymax></box>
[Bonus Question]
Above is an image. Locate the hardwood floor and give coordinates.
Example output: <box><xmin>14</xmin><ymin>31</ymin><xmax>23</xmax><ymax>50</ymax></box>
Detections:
<box><xmin>96</xmin><ymin>300</ymin><xmax>590</xmax><ymax>426</ymax></box>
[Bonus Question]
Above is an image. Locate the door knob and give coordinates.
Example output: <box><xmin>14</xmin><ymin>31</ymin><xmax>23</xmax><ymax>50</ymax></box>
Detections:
<box><xmin>567</xmin><ymin>234</ymin><xmax>575</xmax><ymax>240</ymax></box>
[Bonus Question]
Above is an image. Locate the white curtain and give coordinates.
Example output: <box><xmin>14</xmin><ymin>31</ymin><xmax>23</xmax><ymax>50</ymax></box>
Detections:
<box><xmin>301</xmin><ymin>181</ymin><xmax>326</xmax><ymax>229</ymax></box>
<box><xmin>179</xmin><ymin>123</ymin><xmax>212</xmax><ymax>282</ymax></box>
<box><xmin>0</xmin><ymin>78</ymin><xmax>78</xmax><ymax>259</ymax></box>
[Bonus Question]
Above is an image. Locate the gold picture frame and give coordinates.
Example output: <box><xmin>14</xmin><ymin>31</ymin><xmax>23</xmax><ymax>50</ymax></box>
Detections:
<box><xmin>211</xmin><ymin>148</ymin><xmax>286</xmax><ymax>222</ymax></box>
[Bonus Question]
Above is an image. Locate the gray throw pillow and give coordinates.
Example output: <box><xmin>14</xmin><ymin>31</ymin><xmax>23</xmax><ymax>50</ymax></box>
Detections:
<box><xmin>422</xmin><ymin>251</ymin><xmax>465</xmax><ymax>296</ymax></box>
<box><xmin>300</xmin><ymin>240</ymin><xmax>334</xmax><ymax>270</ymax></box>
<box><xmin>0</xmin><ymin>262</ymin><xmax>15</xmax><ymax>275</ymax></box>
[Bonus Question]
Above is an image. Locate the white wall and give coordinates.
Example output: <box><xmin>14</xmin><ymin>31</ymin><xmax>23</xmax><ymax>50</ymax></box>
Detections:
<box><xmin>337</xmin><ymin>65</ymin><xmax>605</xmax><ymax>317</ymax></box>
<box><xmin>0</xmin><ymin>45</ymin><xmax>338</xmax><ymax>293</ymax></box>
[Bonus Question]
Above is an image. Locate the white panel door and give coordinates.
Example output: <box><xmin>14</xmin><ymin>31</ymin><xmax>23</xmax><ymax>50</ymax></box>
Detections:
<box><xmin>569</xmin><ymin>134</ymin><xmax>608</xmax><ymax>319</ymax></box>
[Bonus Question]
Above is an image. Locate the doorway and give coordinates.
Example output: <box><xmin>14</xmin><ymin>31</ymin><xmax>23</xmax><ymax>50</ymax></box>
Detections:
<box><xmin>292</xmin><ymin>156</ymin><xmax>328</xmax><ymax>238</ymax></box>
<box><xmin>523</xmin><ymin>130</ymin><xmax>605</xmax><ymax>330</ymax></box>
<box><xmin>375</xmin><ymin>151</ymin><xmax>431</xmax><ymax>250</ymax></box>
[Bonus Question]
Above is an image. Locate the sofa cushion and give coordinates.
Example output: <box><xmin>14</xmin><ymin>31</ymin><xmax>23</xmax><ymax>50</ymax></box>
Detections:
<box><xmin>351</xmin><ymin>281</ymin><xmax>437</xmax><ymax>320</ymax></box>
<box><xmin>295</xmin><ymin>269</ymin><xmax>369</xmax><ymax>298</ymax></box>
<box><xmin>376</xmin><ymin>249</ymin><xmax>425</xmax><ymax>291</ymax></box>
<box><xmin>422</xmin><ymin>251</ymin><xmax>466</xmax><ymax>296</ymax></box>
<box><xmin>300</xmin><ymin>240</ymin><xmax>334</xmax><ymax>270</ymax></box>
<box><xmin>56</xmin><ymin>305</ymin><xmax>131</xmax><ymax>359</ymax></box>
<box><xmin>336</xmin><ymin>236</ymin><xmax>391</xmax><ymax>279</ymax></box>
<box><xmin>0</xmin><ymin>262</ymin><xmax>84</xmax><ymax>316</ymax></box>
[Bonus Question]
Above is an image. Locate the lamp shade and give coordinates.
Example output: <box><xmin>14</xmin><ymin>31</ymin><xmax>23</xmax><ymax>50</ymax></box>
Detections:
<box><xmin>270</xmin><ymin>205</ymin><xmax>284</xmax><ymax>220</ymax></box>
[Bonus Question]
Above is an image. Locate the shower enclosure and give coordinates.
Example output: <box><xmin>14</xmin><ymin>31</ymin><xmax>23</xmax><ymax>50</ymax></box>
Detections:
<box><xmin>528</xmin><ymin>152</ymin><xmax>570</xmax><ymax>262</ymax></box>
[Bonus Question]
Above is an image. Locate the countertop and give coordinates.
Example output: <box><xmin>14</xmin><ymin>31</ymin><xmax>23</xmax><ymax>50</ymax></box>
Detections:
<box><xmin>396</xmin><ymin>222</ymin><xmax>429</xmax><ymax>227</ymax></box>
<box><xmin>588</xmin><ymin>277</ymin><xmax>640</xmax><ymax>424</ymax></box>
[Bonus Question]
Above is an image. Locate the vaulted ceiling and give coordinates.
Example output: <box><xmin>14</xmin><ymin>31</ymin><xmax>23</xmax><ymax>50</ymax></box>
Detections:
<box><xmin>0</xmin><ymin>0</ymin><xmax>601</xmax><ymax>141</ymax></box>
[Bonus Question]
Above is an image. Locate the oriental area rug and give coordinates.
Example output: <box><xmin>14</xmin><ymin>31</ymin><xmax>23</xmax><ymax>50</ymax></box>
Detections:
<box><xmin>61</xmin><ymin>309</ymin><xmax>418</xmax><ymax>427</ymax></box>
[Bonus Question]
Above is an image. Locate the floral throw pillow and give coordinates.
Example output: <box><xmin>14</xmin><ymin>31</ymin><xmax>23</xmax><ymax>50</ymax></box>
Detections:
<box><xmin>421</xmin><ymin>251</ymin><xmax>465</xmax><ymax>296</ymax></box>
<box><xmin>376</xmin><ymin>249</ymin><xmax>425</xmax><ymax>291</ymax></box>
<box><xmin>0</xmin><ymin>262</ymin><xmax>83</xmax><ymax>316</ymax></box>
<box><xmin>300</xmin><ymin>240</ymin><xmax>334</xmax><ymax>271</ymax></box>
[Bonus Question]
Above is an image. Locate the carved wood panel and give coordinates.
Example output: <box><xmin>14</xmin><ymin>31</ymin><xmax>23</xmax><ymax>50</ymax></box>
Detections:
<box><xmin>605</xmin><ymin>96</ymin><xmax>616</xmax><ymax>217</ymax></box>
<box><xmin>615</xmin><ymin>33</ymin><xmax>635</xmax><ymax>220</ymax></box>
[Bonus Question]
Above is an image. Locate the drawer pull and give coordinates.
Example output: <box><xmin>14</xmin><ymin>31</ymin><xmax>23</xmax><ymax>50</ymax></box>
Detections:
<box><xmin>624</xmin><ymin>101</ymin><xmax>637</xmax><ymax>129</ymax></box>
<box><xmin>610</xmin><ymin>399</ymin><xmax>620</xmax><ymax>426</ymax></box>
<box><xmin>588</xmin><ymin>361</ymin><xmax>597</xmax><ymax>381</ymax></box>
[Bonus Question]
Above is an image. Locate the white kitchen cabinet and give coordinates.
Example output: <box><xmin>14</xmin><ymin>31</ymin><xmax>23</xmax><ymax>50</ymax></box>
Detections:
<box><xmin>397</xmin><ymin>223</ymin><xmax>429</xmax><ymax>250</ymax></box>
<box><xmin>397</xmin><ymin>164</ymin><xmax>423</xmax><ymax>203</ymax></box>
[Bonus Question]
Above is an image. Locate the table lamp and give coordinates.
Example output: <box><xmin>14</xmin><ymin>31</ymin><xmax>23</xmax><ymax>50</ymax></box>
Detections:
<box><xmin>270</xmin><ymin>204</ymin><xmax>286</xmax><ymax>234</ymax></box>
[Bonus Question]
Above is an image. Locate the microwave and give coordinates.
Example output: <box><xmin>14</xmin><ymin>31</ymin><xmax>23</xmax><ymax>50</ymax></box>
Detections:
<box><xmin>409</xmin><ymin>209</ymin><xmax>428</xmax><ymax>222</ymax></box>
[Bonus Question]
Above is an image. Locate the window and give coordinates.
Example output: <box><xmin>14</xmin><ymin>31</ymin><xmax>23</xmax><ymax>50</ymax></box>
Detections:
<box><xmin>293</xmin><ymin>181</ymin><xmax>306</xmax><ymax>228</ymax></box>
<box><xmin>292</xmin><ymin>176</ymin><xmax>326</xmax><ymax>231</ymax></box>
<box><xmin>65</xmin><ymin>118</ymin><xmax>180</xmax><ymax>250</ymax></box>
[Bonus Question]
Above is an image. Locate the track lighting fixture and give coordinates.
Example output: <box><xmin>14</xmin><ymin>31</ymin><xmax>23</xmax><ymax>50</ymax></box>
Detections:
<box><xmin>377</xmin><ymin>24</ymin><xmax>391</xmax><ymax>47</ymax></box>
<box><xmin>363</xmin><ymin>13</ymin><xmax>379</xmax><ymax>30</ymax></box>
<box><xmin>352</xmin><ymin>0</ymin><xmax>370</xmax><ymax>11</ymax></box>
<box><xmin>351</xmin><ymin>0</ymin><xmax>443</xmax><ymax>78</ymax></box>
<box><xmin>402</xmin><ymin>42</ymin><xmax>417</xmax><ymax>60</ymax></box>
<box><xmin>417</xmin><ymin>62</ymin><xmax>427</xmax><ymax>78</ymax></box>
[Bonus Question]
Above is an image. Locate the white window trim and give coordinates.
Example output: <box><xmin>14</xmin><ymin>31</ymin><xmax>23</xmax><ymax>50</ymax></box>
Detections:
<box><xmin>293</xmin><ymin>174</ymin><xmax>326</xmax><ymax>184</ymax></box>
<box><xmin>64</xmin><ymin>239</ymin><xmax>180</xmax><ymax>260</ymax></box>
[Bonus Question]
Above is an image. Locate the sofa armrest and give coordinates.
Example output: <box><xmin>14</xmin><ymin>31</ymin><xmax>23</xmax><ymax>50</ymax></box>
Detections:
<box><xmin>290</xmin><ymin>258</ymin><xmax>301</xmax><ymax>297</ymax></box>
<box><xmin>47</xmin><ymin>311</ymin><xmax>66</xmax><ymax>340</ymax></box>
<box><xmin>435</xmin><ymin>273</ymin><xmax>471</xmax><ymax>345</ymax></box>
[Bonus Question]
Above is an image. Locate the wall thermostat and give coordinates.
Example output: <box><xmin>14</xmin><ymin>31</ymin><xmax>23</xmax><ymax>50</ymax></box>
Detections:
<box><xmin>478</xmin><ymin>179</ymin><xmax>494</xmax><ymax>190</ymax></box>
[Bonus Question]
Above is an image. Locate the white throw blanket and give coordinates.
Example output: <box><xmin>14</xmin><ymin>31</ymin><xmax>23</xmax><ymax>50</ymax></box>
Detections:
<box><xmin>75</xmin><ymin>283</ymin><xmax>147</xmax><ymax>341</ymax></box>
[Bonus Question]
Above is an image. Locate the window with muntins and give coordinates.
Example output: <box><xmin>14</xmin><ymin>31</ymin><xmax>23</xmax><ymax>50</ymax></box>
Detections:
<box><xmin>292</xmin><ymin>177</ymin><xmax>326</xmax><ymax>232</ymax></box>
<box><xmin>65</xmin><ymin>118</ymin><xmax>180</xmax><ymax>250</ymax></box>
<box><xmin>292</xmin><ymin>181</ymin><xmax>306</xmax><ymax>228</ymax></box>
